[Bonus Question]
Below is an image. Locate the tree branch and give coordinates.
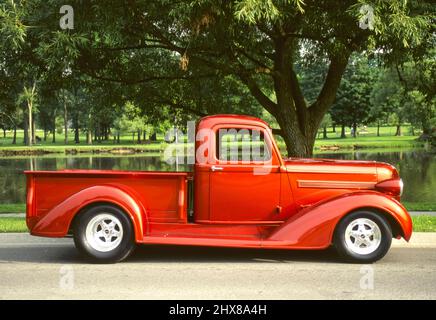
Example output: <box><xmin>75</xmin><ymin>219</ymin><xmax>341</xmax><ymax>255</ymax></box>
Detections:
<box><xmin>271</xmin><ymin>128</ymin><xmax>283</xmax><ymax>136</ymax></box>
<box><xmin>289</xmin><ymin>67</ymin><xmax>307</xmax><ymax>112</ymax></box>
<box><xmin>309</xmin><ymin>52</ymin><xmax>351</xmax><ymax>122</ymax></box>
<box><xmin>94</xmin><ymin>43</ymin><xmax>172</xmax><ymax>51</ymax></box>
<box><xmin>238</xmin><ymin>73</ymin><xmax>277</xmax><ymax>115</ymax></box>
<box><xmin>395</xmin><ymin>63</ymin><xmax>410</xmax><ymax>91</ymax></box>
<box><xmin>82</xmin><ymin>71</ymin><xmax>215</xmax><ymax>85</ymax></box>
<box><xmin>235</xmin><ymin>47</ymin><xmax>273</xmax><ymax>72</ymax></box>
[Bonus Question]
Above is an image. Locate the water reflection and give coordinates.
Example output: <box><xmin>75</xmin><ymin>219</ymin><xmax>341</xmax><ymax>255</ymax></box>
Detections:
<box><xmin>0</xmin><ymin>150</ymin><xmax>434</xmax><ymax>204</ymax></box>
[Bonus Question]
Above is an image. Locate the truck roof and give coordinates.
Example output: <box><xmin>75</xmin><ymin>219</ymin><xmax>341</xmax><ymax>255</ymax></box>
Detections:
<box><xmin>197</xmin><ymin>114</ymin><xmax>270</xmax><ymax>130</ymax></box>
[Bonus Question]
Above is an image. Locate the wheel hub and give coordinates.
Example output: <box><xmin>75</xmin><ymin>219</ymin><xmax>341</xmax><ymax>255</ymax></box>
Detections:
<box><xmin>85</xmin><ymin>213</ymin><xmax>124</xmax><ymax>252</ymax></box>
<box><xmin>344</xmin><ymin>218</ymin><xmax>381</xmax><ymax>255</ymax></box>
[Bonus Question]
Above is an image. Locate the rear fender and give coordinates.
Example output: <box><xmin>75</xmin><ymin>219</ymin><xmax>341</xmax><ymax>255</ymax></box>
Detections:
<box><xmin>267</xmin><ymin>191</ymin><xmax>412</xmax><ymax>248</ymax></box>
<box><xmin>29</xmin><ymin>185</ymin><xmax>147</xmax><ymax>241</ymax></box>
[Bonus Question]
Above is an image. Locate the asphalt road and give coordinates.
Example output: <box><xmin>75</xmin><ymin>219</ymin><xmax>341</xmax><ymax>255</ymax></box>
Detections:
<box><xmin>1</xmin><ymin>233</ymin><xmax>435</xmax><ymax>300</ymax></box>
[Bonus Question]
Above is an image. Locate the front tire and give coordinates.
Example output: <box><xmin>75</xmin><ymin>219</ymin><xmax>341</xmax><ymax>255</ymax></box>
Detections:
<box><xmin>73</xmin><ymin>205</ymin><xmax>136</xmax><ymax>263</ymax></box>
<box><xmin>334</xmin><ymin>210</ymin><xmax>392</xmax><ymax>263</ymax></box>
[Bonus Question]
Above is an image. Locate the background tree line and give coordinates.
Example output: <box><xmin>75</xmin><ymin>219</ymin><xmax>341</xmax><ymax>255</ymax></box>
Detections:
<box><xmin>0</xmin><ymin>0</ymin><xmax>434</xmax><ymax>154</ymax></box>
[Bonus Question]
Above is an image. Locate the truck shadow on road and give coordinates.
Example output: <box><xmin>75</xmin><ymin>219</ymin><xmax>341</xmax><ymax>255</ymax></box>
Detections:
<box><xmin>130</xmin><ymin>245</ymin><xmax>342</xmax><ymax>264</ymax></box>
<box><xmin>0</xmin><ymin>242</ymin><xmax>349</xmax><ymax>264</ymax></box>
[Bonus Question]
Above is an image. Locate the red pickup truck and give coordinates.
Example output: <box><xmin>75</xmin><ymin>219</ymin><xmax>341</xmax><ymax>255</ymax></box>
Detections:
<box><xmin>25</xmin><ymin>115</ymin><xmax>412</xmax><ymax>263</ymax></box>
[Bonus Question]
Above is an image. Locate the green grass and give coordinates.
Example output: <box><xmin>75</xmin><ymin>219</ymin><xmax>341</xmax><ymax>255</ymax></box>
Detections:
<box><xmin>0</xmin><ymin>203</ymin><xmax>26</xmax><ymax>213</ymax></box>
<box><xmin>277</xmin><ymin>124</ymin><xmax>427</xmax><ymax>151</ymax></box>
<box><xmin>411</xmin><ymin>215</ymin><xmax>436</xmax><ymax>232</ymax></box>
<box><xmin>0</xmin><ymin>217</ymin><xmax>27</xmax><ymax>233</ymax></box>
<box><xmin>1</xmin><ymin>215</ymin><xmax>435</xmax><ymax>233</ymax></box>
<box><xmin>313</xmin><ymin>125</ymin><xmax>424</xmax><ymax>150</ymax></box>
<box><xmin>313</xmin><ymin>135</ymin><xmax>422</xmax><ymax>149</ymax></box>
<box><xmin>402</xmin><ymin>202</ymin><xmax>436</xmax><ymax>211</ymax></box>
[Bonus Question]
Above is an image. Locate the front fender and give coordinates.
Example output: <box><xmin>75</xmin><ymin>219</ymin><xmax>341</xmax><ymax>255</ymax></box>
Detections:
<box><xmin>29</xmin><ymin>185</ymin><xmax>147</xmax><ymax>242</ymax></box>
<box><xmin>266</xmin><ymin>191</ymin><xmax>412</xmax><ymax>249</ymax></box>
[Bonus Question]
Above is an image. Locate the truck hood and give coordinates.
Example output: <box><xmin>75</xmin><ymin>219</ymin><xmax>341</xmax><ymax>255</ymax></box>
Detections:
<box><xmin>283</xmin><ymin>158</ymin><xmax>398</xmax><ymax>182</ymax></box>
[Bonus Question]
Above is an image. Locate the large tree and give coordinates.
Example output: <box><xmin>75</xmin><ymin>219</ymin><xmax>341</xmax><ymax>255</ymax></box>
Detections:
<box><xmin>1</xmin><ymin>0</ymin><xmax>433</xmax><ymax>156</ymax></box>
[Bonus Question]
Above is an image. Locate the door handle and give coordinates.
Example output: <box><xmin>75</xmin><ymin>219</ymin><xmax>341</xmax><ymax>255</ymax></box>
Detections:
<box><xmin>211</xmin><ymin>165</ymin><xmax>224</xmax><ymax>172</ymax></box>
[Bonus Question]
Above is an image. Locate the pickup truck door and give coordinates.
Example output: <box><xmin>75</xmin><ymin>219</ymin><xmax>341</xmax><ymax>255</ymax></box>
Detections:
<box><xmin>208</xmin><ymin>126</ymin><xmax>282</xmax><ymax>223</ymax></box>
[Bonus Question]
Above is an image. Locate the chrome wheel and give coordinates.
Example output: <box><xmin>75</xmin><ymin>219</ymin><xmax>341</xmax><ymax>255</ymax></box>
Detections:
<box><xmin>85</xmin><ymin>213</ymin><xmax>123</xmax><ymax>252</ymax></box>
<box><xmin>344</xmin><ymin>218</ymin><xmax>381</xmax><ymax>255</ymax></box>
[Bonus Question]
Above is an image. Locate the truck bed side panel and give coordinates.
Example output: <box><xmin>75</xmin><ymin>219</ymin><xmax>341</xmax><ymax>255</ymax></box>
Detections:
<box><xmin>26</xmin><ymin>171</ymin><xmax>189</xmax><ymax>235</ymax></box>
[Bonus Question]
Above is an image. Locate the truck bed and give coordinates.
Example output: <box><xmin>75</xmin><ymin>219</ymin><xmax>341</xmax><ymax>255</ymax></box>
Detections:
<box><xmin>25</xmin><ymin>170</ymin><xmax>190</xmax><ymax>233</ymax></box>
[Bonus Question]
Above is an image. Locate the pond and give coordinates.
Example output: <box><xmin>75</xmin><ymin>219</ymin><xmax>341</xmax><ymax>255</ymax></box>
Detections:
<box><xmin>0</xmin><ymin>150</ymin><xmax>434</xmax><ymax>205</ymax></box>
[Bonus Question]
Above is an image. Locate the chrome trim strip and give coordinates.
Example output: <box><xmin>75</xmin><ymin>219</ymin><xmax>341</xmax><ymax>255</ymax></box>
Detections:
<box><xmin>285</xmin><ymin>165</ymin><xmax>376</xmax><ymax>174</ymax></box>
<box><xmin>297</xmin><ymin>180</ymin><xmax>376</xmax><ymax>189</ymax></box>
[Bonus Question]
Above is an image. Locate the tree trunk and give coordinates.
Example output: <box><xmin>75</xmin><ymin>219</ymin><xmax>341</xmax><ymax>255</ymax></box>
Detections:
<box><xmin>2</xmin><ymin>128</ymin><xmax>6</xmax><ymax>139</ymax></box>
<box><xmin>31</xmin><ymin>117</ymin><xmax>36</xmax><ymax>145</ymax></box>
<box><xmin>52</xmin><ymin>125</ymin><xmax>56</xmax><ymax>143</ymax></box>
<box><xmin>332</xmin><ymin>124</ymin><xmax>336</xmax><ymax>133</ymax></box>
<box><xmin>322</xmin><ymin>125</ymin><xmax>327</xmax><ymax>139</ymax></box>
<box><xmin>395</xmin><ymin>124</ymin><xmax>402</xmax><ymax>136</ymax></box>
<box><xmin>352</xmin><ymin>123</ymin><xmax>357</xmax><ymax>138</ymax></box>
<box><xmin>137</xmin><ymin>129</ymin><xmax>141</xmax><ymax>143</ymax></box>
<box><xmin>411</xmin><ymin>126</ymin><xmax>415</xmax><ymax>136</ymax></box>
<box><xmin>340</xmin><ymin>124</ymin><xmax>346</xmax><ymax>138</ymax></box>
<box><xmin>377</xmin><ymin>122</ymin><xmax>380</xmax><ymax>137</ymax></box>
<box><xmin>86</xmin><ymin>130</ymin><xmax>92</xmax><ymax>144</ymax></box>
<box><xmin>52</xmin><ymin>110</ymin><xmax>56</xmax><ymax>143</ymax></box>
<box><xmin>275</xmin><ymin>112</ymin><xmax>317</xmax><ymax>158</ymax></box>
<box><xmin>117</xmin><ymin>132</ymin><xmax>120</xmax><ymax>144</ymax></box>
<box><xmin>64</xmin><ymin>100</ymin><xmax>68</xmax><ymax>144</ymax></box>
<box><xmin>44</xmin><ymin>129</ymin><xmax>47</xmax><ymax>141</ymax></box>
<box><xmin>27</xmin><ymin>102</ymin><xmax>32</xmax><ymax>146</ymax></box>
<box><xmin>421</xmin><ymin>118</ymin><xmax>431</xmax><ymax>135</ymax></box>
<box><xmin>23</xmin><ymin>116</ymin><xmax>28</xmax><ymax>145</ymax></box>
<box><xmin>12</xmin><ymin>126</ymin><xmax>17</xmax><ymax>145</ymax></box>
<box><xmin>74</xmin><ymin>115</ymin><xmax>80</xmax><ymax>144</ymax></box>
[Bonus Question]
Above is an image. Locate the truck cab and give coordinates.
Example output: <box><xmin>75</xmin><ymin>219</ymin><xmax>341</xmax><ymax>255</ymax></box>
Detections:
<box><xmin>193</xmin><ymin>115</ymin><xmax>290</xmax><ymax>224</ymax></box>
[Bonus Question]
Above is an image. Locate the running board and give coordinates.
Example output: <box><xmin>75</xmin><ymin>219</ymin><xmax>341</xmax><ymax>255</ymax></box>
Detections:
<box><xmin>141</xmin><ymin>236</ymin><xmax>262</xmax><ymax>248</ymax></box>
<box><xmin>139</xmin><ymin>236</ymin><xmax>328</xmax><ymax>250</ymax></box>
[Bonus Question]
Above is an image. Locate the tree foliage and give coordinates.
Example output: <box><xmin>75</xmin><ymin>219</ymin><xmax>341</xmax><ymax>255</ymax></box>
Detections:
<box><xmin>0</xmin><ymin>0</ymin><xmax>434</xmax><ymax>153</ymax></box>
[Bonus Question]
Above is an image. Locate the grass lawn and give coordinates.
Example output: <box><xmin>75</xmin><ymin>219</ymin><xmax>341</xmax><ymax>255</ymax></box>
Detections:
<box><xmin>0</xmin><ymin>203</ymin><xmax>26</xmax><ymax>213</ymax></box>
<box><xmin>311</xmin><ymin>125</ymin><xmax>427</xmax><ymax>150</ymax></box>
<box><xmin>410</xmin><ymin>216</ymin><xmax>436</xmax><ymax>232</ymax></box>
<box><xmin>0</xmin><ymin>217</ymin><xmax>27</xmax><ymax>233</ymax></box>
<box><xmin>0</xmin><ymin>125</ymin><xmax>428</xmax><ymax>154</ymax></box>
<box><xmin>1</xmin><ymin>215</ymin><xmax>435</xmax><ymax>233</ymax></box>
<box><xmin>402</xmin><ymin>202</ymin><xmax>436</xmax><ymax>211</ymax></box>
<box><xmin>313</xmin><ymin>135</ymin><xmax>422</xmax><ymax>149</ymax></box>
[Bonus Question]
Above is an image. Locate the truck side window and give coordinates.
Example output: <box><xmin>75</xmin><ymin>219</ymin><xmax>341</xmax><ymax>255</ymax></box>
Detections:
<box><xmin>217</xmin><ymin>128</ymin><xmax>271</xmax><ymax>163</ymax></box>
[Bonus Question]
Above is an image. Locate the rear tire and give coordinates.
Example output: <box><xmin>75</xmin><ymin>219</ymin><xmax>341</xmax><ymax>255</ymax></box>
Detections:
<box><xmin>334</xmin><ymin>210</ymin><xmax>392</xmax><ymax>263</ymax></box>
<box><xmin>73</xmin><ymin>205</ymin><xmax>136</xmax><ymax>263</ymax></box>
